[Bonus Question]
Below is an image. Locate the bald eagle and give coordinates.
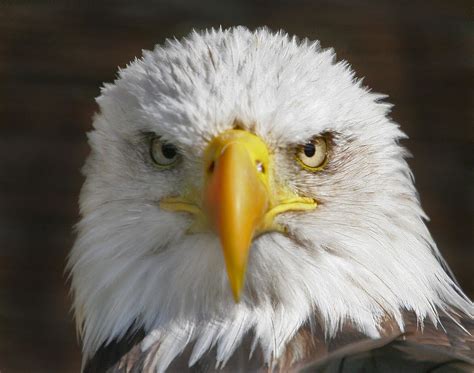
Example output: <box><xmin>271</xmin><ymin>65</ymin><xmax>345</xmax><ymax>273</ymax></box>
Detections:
<box><xmin>68</xmin><ymin>27</ymin><xmax>473</xmax><ymax>372</ymax></box>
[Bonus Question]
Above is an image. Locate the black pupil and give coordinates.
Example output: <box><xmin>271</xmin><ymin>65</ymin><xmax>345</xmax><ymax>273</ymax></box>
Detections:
<box><xmin>161</xmin><ymin>143</ymin><xmax>177</xmax><ymax>159</ymax></box>
<box><xmin>303</xmin><ymin>143</ymin><xmax>316</xmax><ymax>157</ymax></box>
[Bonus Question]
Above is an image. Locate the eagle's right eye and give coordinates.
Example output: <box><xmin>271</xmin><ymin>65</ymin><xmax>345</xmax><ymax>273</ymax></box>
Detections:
<box><xmin>150</xmin><ymin>137</ymin><xmax>180</xmax><ymax>167</ymax></box>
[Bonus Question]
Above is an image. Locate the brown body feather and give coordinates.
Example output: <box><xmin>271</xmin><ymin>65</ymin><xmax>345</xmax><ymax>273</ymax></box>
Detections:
<box><xmin>85</xmin><ymin>311</ymin><xmax>473</xmax><ymax>373</ymax></box>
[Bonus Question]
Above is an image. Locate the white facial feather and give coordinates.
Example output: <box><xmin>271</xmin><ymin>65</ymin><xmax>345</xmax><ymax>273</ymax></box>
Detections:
<box><xmin>68</xmin><ymin>27</ymin><xmax>472</xmax><ymax>371</ymax></box>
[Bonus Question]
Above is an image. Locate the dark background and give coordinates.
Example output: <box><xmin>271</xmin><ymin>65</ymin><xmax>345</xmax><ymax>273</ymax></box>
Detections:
<box><xmin>0</xmin><ymin>1</ymin><xmax>472</xmax><ymax>371</ymax></box>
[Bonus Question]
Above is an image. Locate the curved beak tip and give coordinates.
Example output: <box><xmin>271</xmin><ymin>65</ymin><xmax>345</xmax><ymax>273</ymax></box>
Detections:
<box><xmin>230</xmin><ymin>280</ymin><xmax>243</xmax><ymax>303</ymax></box>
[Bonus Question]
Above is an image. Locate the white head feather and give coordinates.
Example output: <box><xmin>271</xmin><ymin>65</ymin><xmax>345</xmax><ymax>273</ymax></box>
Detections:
<box><xmin>68</xmin><ymin>27</ymin><xmax>472</xmax><ymax>371</ymax></box>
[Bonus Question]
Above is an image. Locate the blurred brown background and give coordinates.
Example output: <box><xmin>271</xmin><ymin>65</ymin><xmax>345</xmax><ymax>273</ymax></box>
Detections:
<box><xmin>0</xmin><ymin>0</ymin><xmax>472</xmax><ymax>371</ymax></box>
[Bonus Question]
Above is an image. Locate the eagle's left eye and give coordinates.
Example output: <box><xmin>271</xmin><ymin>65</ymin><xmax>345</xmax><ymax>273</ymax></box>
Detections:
<box><xmin>296</xmin><ymin>136</ymin><xmax>328</xmax><ymax>171</ymax></box>
<box><xmin>150</xmin><ymin>137</ymin><xmax>179</xmax><ymax>167</ymax></box>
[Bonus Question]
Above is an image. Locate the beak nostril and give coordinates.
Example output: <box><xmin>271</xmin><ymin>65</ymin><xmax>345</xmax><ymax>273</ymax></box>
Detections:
<box><xmin>208</xmin><ymin>161</ymin><xmax>215</xmax><ymax>174</ymax></box>
<box><xmin>256</xmin><ymin>161</ymin><xmax>265</xmax><ymax>174</ymax></box>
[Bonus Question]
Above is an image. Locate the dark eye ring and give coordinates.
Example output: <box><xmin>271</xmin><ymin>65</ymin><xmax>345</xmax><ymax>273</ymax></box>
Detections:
<box><xmin>150</xmin><ymin>137</ymin><xmax>179</xmax><ymax>167</ymax></box>
<box><xmin>296</xmin><ymin>136</ymin><xmax>328</xmax><ymax>171</ymax></box>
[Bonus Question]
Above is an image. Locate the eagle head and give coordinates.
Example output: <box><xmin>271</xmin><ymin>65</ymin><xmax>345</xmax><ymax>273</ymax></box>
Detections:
<box><xmin>68</xmin><ymin>27</ymin><xmax>471</xmax><ymax>370</ymax></box>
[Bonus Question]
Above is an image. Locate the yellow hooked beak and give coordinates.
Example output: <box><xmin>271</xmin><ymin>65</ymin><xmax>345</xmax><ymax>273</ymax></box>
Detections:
<box><xmin>160</xmin><ymin>129</ymin><xmax>316</xmax><ymax>301</ymax></box>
